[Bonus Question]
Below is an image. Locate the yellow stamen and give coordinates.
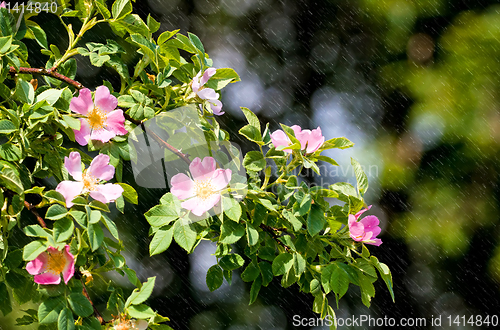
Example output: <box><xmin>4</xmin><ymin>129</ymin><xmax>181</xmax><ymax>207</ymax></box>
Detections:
<box><xmin>87</xmin><ymin>107</ymin><xmax>107</xmax><ymax>131</ymax></box>
<box><xmin>46</xmin><ymin>250</ymin><xmax>67</xmax><ymax>275</ymax></box>
<box><xmin>82</xmin><ymin>169</ymin><xmax>98</xmax><ymax>192</ymax></box>
<box><xmin>194</xmin><ymin>179</ymin><xmax>215</xmax><ymax>201</ymax></box>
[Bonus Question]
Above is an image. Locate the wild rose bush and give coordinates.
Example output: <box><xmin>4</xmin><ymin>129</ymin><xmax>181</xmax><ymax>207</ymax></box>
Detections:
<box><xmin>0</xmin><ymin>1</ymin><xmax>393</xmax><ymax>329</ymax></box>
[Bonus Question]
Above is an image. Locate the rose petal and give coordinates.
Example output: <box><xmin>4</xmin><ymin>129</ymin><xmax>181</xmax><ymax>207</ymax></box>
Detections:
<box><xmin>70</xmin><ymin>88</ymin><xmax>93</xmax><ymax>115</ymax></box>
<box><xmin>94</xmin><ymin>86</ymin><xmax>117</xmax><ymax>113</ymax></box>
<box><xmin>89</xmin><ymin>183</ymin><xmax>123</xmax><ymax>204</ymax></box>
<box><xmin>189</xmin><ymin>157</ymin><xmax>216</xmax><ymax>180</ymax></box>
<box><xmin>210</xmin><ymin>169</ymin><xmax>232</xmax><ymax>191</ymax></box>
<box><xmin>270</xmin><ymin>130</ymin><xmax>292</xmax><ymax>153</ymax></box>
<box><xmin>105</xmin><ymin>110</ymin><xmax>128</xmax><ymax>135</ymax></box>
<box><xmin>26</xmin><ymin>252</ymin><xmax>48</xmax><ymax>275</ymax></box>
<box><xmin>74</xmin><ymin>119</ymin><xmax>92</xmax><ymax>146</ymax></box>
<box><xmin>89</xmin><ymin>128</ymin><xmax>116</xmax><ymax>143</ymax></box>
<box><xmin>56</xmin><ymin>181</ymin><xmax>84</xmax><ymax>208</ymax></box>
<box><xmin>64</xmin><ymin>152</ymin><xmax>83</xmax><ymax>181</ymax></box>
<box><xmin>355</xmin><ymin>205</ymin><xmax>372</xmax><ymax>219</ymax></box>
<box><xmin>34</xmin><ymin>272</ymin><xmax>61</xmax><ymax>285</ymax></box>
<box><xmin>170</xmin><ymin>173</ymin><xmax>195</xmax><ymax>200</ymax></box>
<box><xmin>197</xmin><ymin>88</ymin><xmax>219</xmax><ymax>100</ymax></box>
<box><xmin>200</xmin><ymin>68</ymin><xmax>216</xmax><ymax>86</ymax></box>
<box><xmin>181</xmin><ymin>194</ymin><xmax>220</xmax><ymax>216</ymax></box>
<box><xmin>360</xmin><ymin>215</ymin><xmax>380</xmax><ymax>230</ymax></box>
<box><xmin>209</xmin><ymin>99</ymin><xmax>224</xmax><ymax>115</ymax></box>
<box><xmin>88</xmin><ymin>154</ymin><xmax>114</xmax><ymax>181</ymax></box>
<box><xmin>62</xmin><ymin>245</ymin><xmax>75</xmax><ymax>284</ymax></box>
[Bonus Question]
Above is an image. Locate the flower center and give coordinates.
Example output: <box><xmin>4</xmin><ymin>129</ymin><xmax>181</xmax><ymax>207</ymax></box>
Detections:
<box><xmin>82</xmin><ymin>169</ymin><xmax>99</xmax><ymax>192</ymax></box>
<box><xmin>46</xmin><ymin>250</ymin><xmax>66</xmax><ymax>275</ymax></box>
<box><xmin>114</xmin><ymin>322</ymin><xmax>131</xmax><ymax>330</ymax></box>
<box><xmin>87</xmin><ymin>107</ymin><xmax>106</xmax><ymax>131</ymax></box>
<box><xmin>193</xmin><ymin>179</ymin><xmax>216</xmax><ymax>201</ymax></box>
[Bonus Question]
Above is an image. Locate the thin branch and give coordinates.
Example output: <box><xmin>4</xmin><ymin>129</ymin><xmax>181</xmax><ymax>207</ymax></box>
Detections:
<box><xmin>9</xmin><ymin>66</ymin><xmax>84</xmax><ymax>90</ymax></box>
<box><xmin>260</xmin><ymin>223</ymin><xmax>290</xmax><ymax>252</ymax></box>
<box><xmin>23</xmin><ymin>201</ymin><xmax>47</xmax><ymax>228</ymax></box>
<box><xmin>80</xmin><ymin>276</ymin><xmax>105</xmax><ymax>325</ymax></box>
<box><xmin>123</xmin><ymin>113</ymin><xmax>191</xmax><ymax>165</ymax></box>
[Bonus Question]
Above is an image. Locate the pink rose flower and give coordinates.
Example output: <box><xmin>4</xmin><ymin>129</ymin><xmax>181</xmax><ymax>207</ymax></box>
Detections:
<box><xmin>26</xmin><ymin>245</ymin><xmax>75</xmax><ymax>285</ymax></box>
<box><xmin>191</xmin><ymin>68</ymin><xmax>224</xmax><ymax>116</ymax></box>
<box><xmin>56</xmin><ymin>151</ymin><xmax>124</xmax><ymax>208</ymax></box>
<box><xmin>0</xmin><ymin>2</ymin><xmax>6</xmax><ymax>8</ymax></box>
<box><xmin>270</xmin><ymin>125</ymin><xmax>325</xmax><ymax>154</ymax></box>
<box><xmin>70</xmin><ymin>86</ymin><xmax>128</xmax><ymax>146</ymax></box>
<box><xmin>113</xmin><ymin>319</ymin><xmax>148</xmax><ymax>330</ymax></box>
<box><xmin>170</xmin><ymin>157</ymin><xmax>232</xmax><ymax>216</ymax></box>
<box><xmin>348</xmin><ymin>206</ymin><xmax>382</xmax><ymax>246</ymax></box>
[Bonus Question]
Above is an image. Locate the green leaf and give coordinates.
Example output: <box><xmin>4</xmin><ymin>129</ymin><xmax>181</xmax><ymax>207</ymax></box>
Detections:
<box><xmin>330</xmin><ymin>264</ymin><xmax>349</xmax><ymax>298</ymax></box>
<box><xmin>206</xmin><ymin>265</ymin><xmax>224</xmax><ymax>291</ymax></box>
<box><xmin>358</xmin><ymin>273</ymin><xmax>375</xmax><ymax>307</ymax></box>
<box><xmin>0</xmin><ymin>282</ymin><xmax>12</xmax><ymax>316</ymax></box>
<box><xmin>112</xmin><ymin>0</ymin><xmax>133</xmax><ymax>19</ymax></box>
<box><xmin>126</xmin><ymin>277</ymin><xmax>156</xmax><ymax>307</ymax></box>
<box><xmin>0</xmin><ymin>36</ymin><xmax>13</xmax><ymax>54</ymax></box>
<box><xmin>0</xmin><ymin>143</ymin><xmax>22</xmax><ymax>161</ymax></box>
<box><xmin>117</xmin><ymin>182</ymin><xmax>138</xmax><ymax>204</ymax></box>
<box><xmin>220</xmin><ymin>221</ymin><xmax>245</xmax><ymax>244</ymax></box>
<box><xmin>249</xmin><ymin>276</ymin><xmax>262</xmax><ymax>305</ymax></box>
<box><xmin>307</xmin><ymin>204</ymin><xmax>326</xmax><ymax>237</ymax></box>
<box><xmin>45</xmin><ymin>204</ymin><xmax>68</xmax><ymax>220</ymax></box>
<box><xmin>243</xmin><ymin>151</ymin><xmax>266</xmax><ymax>171</ymax></box>
<box><xmin>188</xmin><ymin>32</ymin><xmax>205</xmax><ymax>54</ymax></box>
<box><xmin>293</xmin><ymin>253</ymin><xmax>306</xmax><ymax>276</ymax></box>
<box><xmin>319</xmin><ymin>137</ymin><xmax>354</xmax><ymax>150</ymax></box>
<box><xmin>57</xmin><ymin>307</ymin><xmax>75</xmax><ymax>330</ymax></box>
<box><xmin>23</xmin><ymin>240</ymin><xmax>48</xmax><ymax>261</ymax></box>
<box><xmin>88</xmin><ymin>223</ymin><xmax>104</xmax><ymax>251</ymax></box>
<box><xmin>68</xmin><ymin>293</ymin><xmax>93</xmax><ymax>317</ymax></box>
<box><xmin>147</xmin><ymin>14</ymin><xmax>161</xmax><ymax>33</ymax></box>
<box><xmin>53</xmin><ymin>217</ymin><xmax>74</xmax><ymax>242</ymax></box>
<box><xmin>241</xmin><ymin>262</ymin><xmax>260</xmax><ymax>282</ymax></box>
<box><xmin>205</xmin><ymin>68</ymin><xmax>241</xmax><ymax>90</ymax></box>
<box><xmin>219</xmin><ymin>254</ymin><xmax>244</xmax><ymax>271</ymax></box>
<box><xmin>88</xmin><ymin>209</ymin><xmax>101</xmax><ymax>224</ymax></box>
<box><xmin>145</xmin><ymin>204</ymin><xmax>179</xmax><ymax>227</ymax></box>
<box><xmin>15</xmin><ymin>79</ymin><xmax>34</xmax><ymax>104</ymax></box>
<box><xmin>371</xmin><ymin>256</ymin><xmax>395</xmax><ymax>302</ymax></box>
<box><xmin>239</xmin><ymin>125</ymin><xmax>262</xmax><ymax>144</ymax></box>
<box><xmin>0</xmin><ymin>161</ymin><xmax>24</xmax><ymax>194</ymax></box>
<box><xmin>246</xmin><ymin>223</ymin><xmax>259</xmax><ymax>246</ymax></box>
<box><xmin>36</xmin><ymin>88</ymin><xmax>63</xmax><ymax>106</ymax></box>
<box><xmin>149</xmin><ymin>226</ymin><xmax>174</xmax><ymax>256</ymax></box>
<box><xmin>240</xmin><ymin>107</ymin><xmax>260</xmax><ymax>132</ymax></box>
<box><xmin>259</xmin><ymin>262</ymin><xmax>273</xmax><ymax>287</ymax></box>
<box><xmin>95</xmin><ymin>0</ymin><xmax>111</xmax><ymax>19</ymax></box>
<box><xmin>102</xmin><ymin>214</ymin><xmax>120</xmax><ymax>240</ymax></box>
<box><xmin>81</xmin><ymin>317</ymin><xmax>102</xmax><ymax>330</ymax></box>
<box><xmin>282</xmin><ymin>210</ymin><xmax>302</xmax><ymax>231</ymax></box>
<box><xmin>0</xmin><ymin>119</ymin><xmax>16</xmax><ymax>134</ymax></box>
<box><xmin>222</xmin><ymin>196</ymin><xmax>242</xmax><ymax>222</ymax></box>
<box><xmin>38</xmin><ymin>296</ymin><xmax>65</xmax><ymax>324</ymax></box>
<box><xmin>351</xmin><ymin>158</ymin><xmax>369</xmax><ymax>196</ymax></box>
<box><xmin>23</xmin><ymin>224</ymin><xmax>50</xmax><ymax>238</ymax></box>
<box><xmin>127</xmin><ymin>304</ymin><xmax>156</xmax><ymax>319</ymax></box>
<box><xmin>272</xmin><ymin>253</ymin><xmax>293</xmax><ymax>276</ymax></box>
<box><xmin>157</xmin><ymin>30</ymin><xmax>179</xmax><ymax>45</ymax></box>
<box><xmin>173</xmin><ymin>220</ymin><xmax>197</xmax><ymax>252</ymax></box>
